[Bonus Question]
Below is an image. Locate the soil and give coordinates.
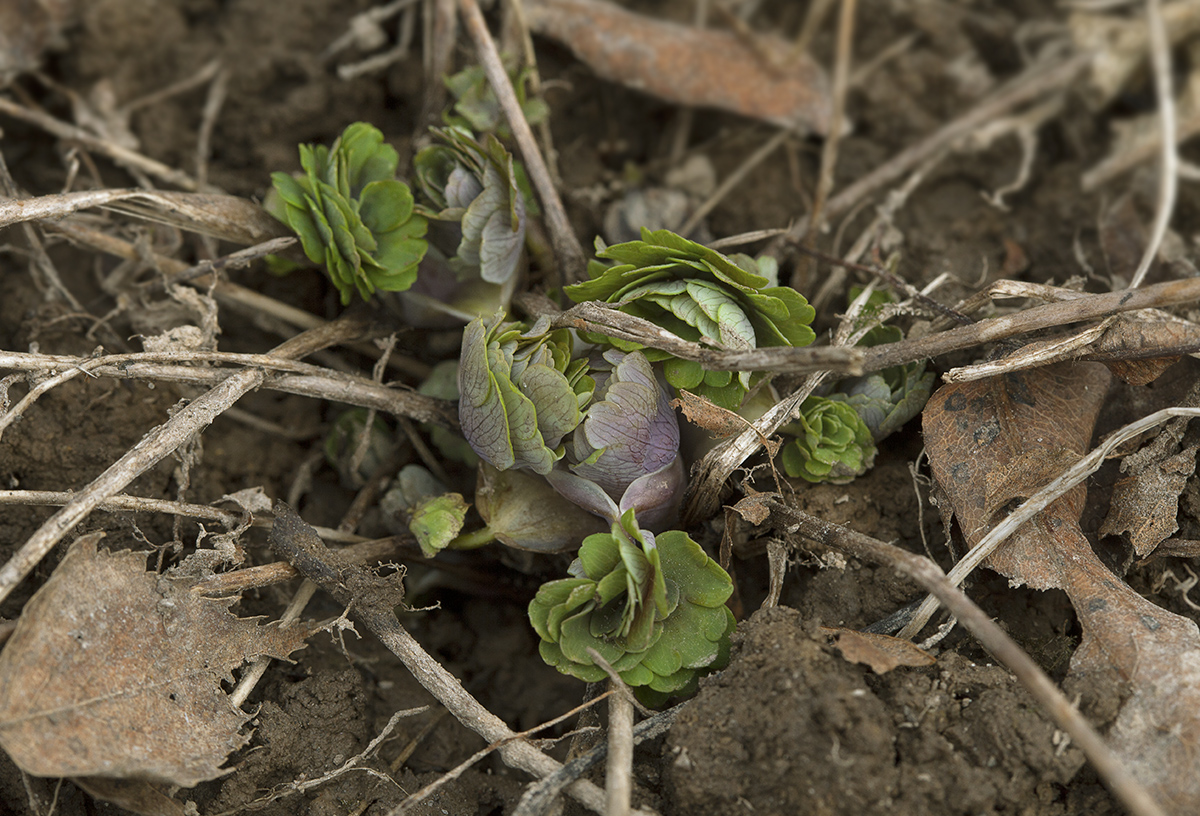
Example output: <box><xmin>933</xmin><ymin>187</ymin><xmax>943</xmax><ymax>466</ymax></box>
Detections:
<box><xmin>1</xmin><ymin>1</ymin><xmax>1199</xmax><ymax>815</ymax></box>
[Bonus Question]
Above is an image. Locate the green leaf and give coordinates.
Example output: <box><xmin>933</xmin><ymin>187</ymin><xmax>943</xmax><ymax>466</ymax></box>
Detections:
<box><xmin>781</xmin><ymin>396</ymin><xmax>877</xmax><ymax>483</ymax></box>
<box><xmin>564</xmin><ymin>229</ymin><xmax>814</xmax><ymax>408</ymax></box>
<box><xmin>458</xmin><ymin>315</ymin><xmax>587</xmax><ymax>476</ymax></box>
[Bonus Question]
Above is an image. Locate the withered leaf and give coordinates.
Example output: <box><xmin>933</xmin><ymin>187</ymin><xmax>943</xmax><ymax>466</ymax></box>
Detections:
<box><xmin>730</xmin><ymin>493</ymin><xmax>772</xmax><ymax>526</ymax></box>
<box><xmin>824</xmin><ymin>627</ymin><xmax>936</xmax><ymax>674</ymax></box>
<box><xmin>0</xmin><ymin>534</ymin><xmax>311</xmax><ymax>787</ymax></box>
<box><xmin>672</xmin><ymin>390</ymin><xmax>752</xmax><ymax>439</ymax></box>
<box><xmin>524</xmin><ymin>0</ymin><xmax>832</xmax><ymax>132</ymax></box>
<box><xmin>924</xmin><ymin>363</ymin><xmax>1200</xmax><ymax>810</ymax></box>
<box><xmin>1101</xmin><ymin>443</ymin><xmax>1198</xmax><ymax>556</ymax></box>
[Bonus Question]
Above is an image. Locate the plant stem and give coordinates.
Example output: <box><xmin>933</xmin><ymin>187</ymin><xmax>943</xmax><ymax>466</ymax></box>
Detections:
<box><xmin>447</xmin><ymin>527</ymin><xmax>496</xmax><ymax>550</ymax></box>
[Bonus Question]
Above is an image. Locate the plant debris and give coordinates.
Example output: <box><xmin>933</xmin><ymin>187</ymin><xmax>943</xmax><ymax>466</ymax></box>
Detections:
<box><xmin>0</xmin><ymin>533</ymin><xmax>311</xmax><ymax>787</ymax></box>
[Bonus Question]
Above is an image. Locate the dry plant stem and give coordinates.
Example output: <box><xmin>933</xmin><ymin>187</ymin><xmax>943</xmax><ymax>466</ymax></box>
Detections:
<box><xmin>696</xmin><ymin>276</ymin><xmax>1200</xmax><ymax>376</ymax></box>
<box><xmin>0</xmin><ymin>315</ymin><xmax>374</xmax><ymax>606</ymax></box>
<box><xmin>791</xmin><ymin>0</ymin><xmax>855</xmax><ymax>291</ymax></box>
<box><xmin>683</xmin><ymin>373</ymin><xmax>827</xmax><ymax>525</ymax></box>
<box><xmin>0</xmin><ymin>96</ymin><xmax>211</xmax><ymax>192</ymax></box>
<box><xmin>267</xmin><ymin>506</ymin><xmax>649</xmax><ymax>816</ymax></box>
<box><xmin>898</xmin><ymin>405</ymin><xmax>1200</xmax><ymax>642</ymax></box>
<box><xmin>0</xmin><ymin>349</ymin><xmax>458</xmax><ymax>429</ymax></box>
<box><xmin>768</xmin><ymin>501</ymin><xmax>1168</xmax><ymax>816</ymax></box>
<box><xmin>765</xmin><ymin>52</ymin><xmax>1091</xmax><ymax>256</ymax></box>
<box><xmin>193</xmin><ymin>539</ymin><xmax>406</xmax><ymax>597</ymax></box>
<box><xmin>1128</xmin><ymin>0</ymin><xmax>1177</xmax><ymax>288</ymax></box>
<box><xmin>49</xmin><ymin>221</ymin><xmax>432</xmax><ymax>379</ymax></box>
<box><xmin>547</xmin><ymin>300</ymin><xmax>866</xmax><ymax>375</ymax></box>
<box><xmin>390</xmin><ymin>690</ymin><xmax>617</xmax><ymax>816</ymax></box>
<box><xmin>513</xmin><ymin>707</ymin><xmax>678</xmax><ymax>816</ymax></box>
<box><xmin>0</xmin><ymin>489</ymin><xmax>242</xmax><ymax>527</ymax></box>
<box><xmin>606</xmin><ymin>681</ymin><xmax>633</xmax><ymax>816</ymax></box>
<box><xmin>458</xmin><ymin>0</ymin><xmax>587</xmax><ymax>284</ymax></box>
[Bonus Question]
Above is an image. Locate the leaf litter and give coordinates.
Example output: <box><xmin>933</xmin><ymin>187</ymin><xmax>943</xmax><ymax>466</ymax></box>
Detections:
<box><xmin>0</xmin><ymin>532</ymin><xmax>311</xmax><ymax>786</ymax></box>
<box><xmin>923</xmin><ymin>363</ymin><xmax>1200</xmax><ymax>811</ymax></box>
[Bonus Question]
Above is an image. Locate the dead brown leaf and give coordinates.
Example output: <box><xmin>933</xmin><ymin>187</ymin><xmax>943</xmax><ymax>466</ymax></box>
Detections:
<box><xmin>824</xmin><ymin>627</ymin><xmax>936</xmax><ymax>674</ymax></box>
<box><xmin>523</xmin><ymin>0</ymin><xmax>832</xmax><ymax>132</ymax></box>
<box><xmin>1102</xmin><ymin>445</ymin><xmax>1198</xmax><ymax>556</ymax></box>
<box><xmin>0</xmin><ymin>534</ymin><xmax>311</xmax><ymax>788</ymax></box>
<box><xmin>1101</xmin><ymin>386</ymin><xmax>1200</xmax><ymax>556</ymax></box>
<box><xmin>924</xmin><ymin>362</ymin><xmax>1200</xmax><ymax>811</ymax></box>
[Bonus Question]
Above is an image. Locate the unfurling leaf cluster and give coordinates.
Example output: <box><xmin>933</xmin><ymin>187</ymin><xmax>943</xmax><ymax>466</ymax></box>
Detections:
<box><xmin>565</xmin><ymin>228</ymin><xmax>816</xmax><ymax>410</ymax></box>
<box><xmin>528</xmin><ymin>512</ymin><xmax>734</xmax><ymax>698</ymax></box>
<box><xmin>414</xmin><ymin>126</ymin><xmax>528</xmax><ymax>286</ymax></box>
<box><xmin>458</xmin><ymin>313</ymin><xmax>593</xmax><ymax>476</ymax></box>
<box><xmin>269</xmin><ymin>122</ymin><xmax>428</xmax><ymax>304</ymax></box>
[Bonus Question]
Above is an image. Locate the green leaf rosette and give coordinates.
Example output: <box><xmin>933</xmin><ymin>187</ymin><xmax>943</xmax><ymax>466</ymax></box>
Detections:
<box><xmin>781</xmin><ymin>396</ymin><xmax>876</xmax><ymax>484</ymax></box>
<box><xmin>564</xmin><ymin>229</ymin><xmax>816</xmax><ymax>410</ymax></box>
<box><xmin>528</xmin><ymin>511</ymin><xmax>735</xmax><ymax>697</ymax></box>
<box><xmin>413</xmin><ymin>126</ymin><xmax>527</xmax><ymax>285</ymax></box>
<box><xmin>269</xmin><ymin>122</ymin><xmax>428</xmax><ymax>304</ymax></box>
<box><xmin>458</xmin><ymin>313</ymin><xmax>594</xmax><ymax>476</ymax></box>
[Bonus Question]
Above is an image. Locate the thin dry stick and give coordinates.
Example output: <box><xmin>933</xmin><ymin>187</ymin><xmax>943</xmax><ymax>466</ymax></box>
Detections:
<box><xmin>1128</xmin><ymin>0</ymin><xmax>1177</xmax><ymax>289</ymax></box>
<box><xmin>0</xmin><ymin>96</ymin><xmax>212</xmax><ymax>192</ymax></box>
<box><xmin>768</xmin><ymin>501</ymin><xmax>1168</xmax><ymax>816</ymax></box>
<box><xmin>0</xmin><ymin>315</ymin><xmax>375</xmax><ymax>606</ymax></box>
<box><xmin>389</xmin><ymin>690</ymin><xmax>616</xmax><ymax>816</ymax></box>
<box><xmin>458</xmin><ymin>0</ymin><xmax>587</xmax><ymax>284</ymax></box>
<box><xmin>0</xmin><ymin>348</ymin><xmax>458</xmax><ymax>429</ymax></box>
<box><xmin>46</xmin><ymin>221</ymin><xmax>432</xmax><ymax>379</ymax></box>
<box><xmin>897</xmin><ymin>405</ymin><xmax>1200</xmax><ymax>641</ymax></box>
<box><xmin>605</xmin><ymin>680</ymin><xmax>633</xmax><ymax>816</ymax></box>
<box><xmin>791</xmin><ymin>0</ymin><xmax>855</xmax><ymax>290</ymax></box>
<box><xmin>692</xmin><ymin>275</ymin><xmax>1200</xmax><ymax>376</ymax></box>
<box><xmin>765</xmin><ymin>52</ymin><xmax>1091</xmax><ymax>257</ymax></box>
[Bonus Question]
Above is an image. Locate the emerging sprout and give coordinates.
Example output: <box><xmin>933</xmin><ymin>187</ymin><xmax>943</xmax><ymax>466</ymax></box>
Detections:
<box><xmin>269</xmin><ymin>122</ymin><xmax>428</xmax><ymax>304</ymax></box>
<box><xmin>547</xmin><ymin>350</ymin><xmax>685</xmax><ymax>530</ymax></box>
<box><xmin>444</xmin><ymin>62</ymin><xmax>549</xmax><ymax>138</ymax></box>
<box><xmin>414</xmin><ymin>127</ymin><xmax>527</xmax><ymax>286</ymax></box>
<box><xmin>831</xmin><ymin>323</ymin><xmax>935</xmax><ymax>443</ymax></box>
<box><xmin>458</xmin><ymin>313</ymin><xmax>593</xmax><ymax>476</ymax></box>
<box><xmin>475</xmin><ymin>463</ymin><xmax>608</xmax><ymax>553</ymax></box>
<box><xmin>528</xmin><ymin>511</ymin><xmax>735</xmax><ymax>698</ymax></box>
<box><xmin>565</xmin><ymin>229</ymin><xmax>816</xmax><ymax>410</ymax></box>
<box><xmin>781</xmin><ymin>396</ymin><xmax>876</xmax><ymax>484</ymax></box>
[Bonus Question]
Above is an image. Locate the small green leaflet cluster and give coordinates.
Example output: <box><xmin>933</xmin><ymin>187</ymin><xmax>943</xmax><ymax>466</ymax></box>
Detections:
<box><xmin>565</xmin><ymin>229</ymin><xmax>816</xmax><ymax>410</ymax></box>
<box><xmin>781</xmin><ymin>397</ymin><xmax>875</xmax><ymax>483</ymax></box>
<box><xmin>782</xmin><ymin>303</ymin><xmax>934</xmax><ymax>483</ymax></box>
<box><xmin>269</xmin><ymin>123</ymin><xmax>428</xmax><ymax>305</ymax></box>
<box><xmin>529</xmin><ymin>511</ymin><xmax>735</xmax><ymax>700</ymax></box>
<box><xmin>414</xmin><ymin>126</ymin><xmax>527</xmax><ymax>286</ymax></box>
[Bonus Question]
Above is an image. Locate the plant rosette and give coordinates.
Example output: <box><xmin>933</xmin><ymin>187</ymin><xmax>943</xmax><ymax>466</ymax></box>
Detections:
<box><xmin>268</xmin><ymin>122</ymin><xmax>428</xmax><ymax>304</ymax></box>
<box><xmin>564</xmin><ymin>228</ymin><xmax>815</xmax><ymax>410</ymax></box>
<box><xmin>781</xmin><ymin>395</ymin><xmax>876</xmax><ymax>484</ymax></box>
<box><xmin>528</xmin><ymin>511</ymin><xmax>735</xmax><ymax>700</ymax></box>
